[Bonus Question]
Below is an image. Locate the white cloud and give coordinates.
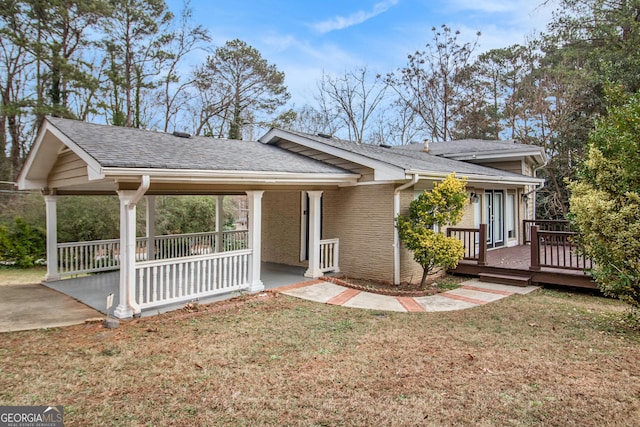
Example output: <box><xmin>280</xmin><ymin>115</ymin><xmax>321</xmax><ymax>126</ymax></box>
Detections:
<box><xmin>311</xmin><ymin>0</ymin><xmax>400</xmax><ymax>34</ymax></box>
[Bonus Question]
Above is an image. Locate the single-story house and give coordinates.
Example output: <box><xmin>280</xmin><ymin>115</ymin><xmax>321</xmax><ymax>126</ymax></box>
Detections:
<box><xmin>17</xmin><ymin>116</ymin><xmax>545</xmax><ymax>318</ymax></box>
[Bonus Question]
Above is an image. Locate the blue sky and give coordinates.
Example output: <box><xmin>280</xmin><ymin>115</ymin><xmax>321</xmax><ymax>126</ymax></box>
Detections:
<box><xmin>168</xmin><ymin>0</ymin><xmax>556</xmax><ymax>106</ymax></box>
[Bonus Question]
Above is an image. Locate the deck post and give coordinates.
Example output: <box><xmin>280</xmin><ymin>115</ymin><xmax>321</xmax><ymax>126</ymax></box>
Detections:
<box><xmin>146</xmin><ymin>195</ymin><xmax>156</xmax><ymax>261</ymax></box>
<box><xmin>530</xmin><ymin>225</ymin><xmax>541</xmax><ymax>271</ymax></box>
<box><xmin>246</xmin><ymin>191</ymin><xmax>264</xmax><ymax>292</ymax></box>
<box><xmin>305</xmin><ymin>191</ymin><xmax>324</xmax><ymax>278</ymax></box>
<box><xmin>44</xmin><ymin>194</ymin><xmax>60</xmax><ymax>281</ymax></box>
<box><xmin>478</xmin><ymin>223</ymin><xmax>488</xmax><ymax>266</ymax></box>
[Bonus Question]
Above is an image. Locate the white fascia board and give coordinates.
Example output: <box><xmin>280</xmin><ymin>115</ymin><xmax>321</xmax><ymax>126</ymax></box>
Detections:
<box><xmin>18</xmin><ymin>119</ymin><xmax>106</xmax><ymax>189</ymax></box>
<box><xmin>260</xmin><ymin>129</ymin><xmax>406</xmax><ymax>180</ymax></box>
<box><xmin>444</xmin><ymin>149</ymin><xmax>546</xmax><ymax>165</ymax></box>
<box><xmin>103</xmin><ymin>167</ymin><xmax>360</xmax><ymax>185</ymax></box>
<box><xmin>406</xmin><ymin>170</ymin><xmax>545</xmax><ymax>186</ymax></box>
<box><xmin>16</xmin><ymin>121</ymin><xmax>54</xmax><ymax>189</ymax></box>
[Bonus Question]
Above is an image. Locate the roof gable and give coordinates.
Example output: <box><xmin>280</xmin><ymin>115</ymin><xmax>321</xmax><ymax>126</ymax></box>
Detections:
<box><xmin>260</xmin><ymin>128</ymin><xmax>545</xmax><ymax>185</ymax></box>
<box><xmin>18</xmin><ymin>117</ymin><xmax>360</xmax><ymax>192</ymax></box>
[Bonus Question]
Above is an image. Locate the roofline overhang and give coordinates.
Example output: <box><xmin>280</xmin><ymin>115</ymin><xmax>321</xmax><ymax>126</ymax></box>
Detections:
<box><xmin>17</xmin><ymin>118</ymin><xmax>106</xmax><ymax>190</ymax></box>
<box><xmin>260</xmin><ymin>128</ymin><xmax>406</xmax><ymax>181</ymax></box>
<box><xmin>440</xmin><ymin>150</ymin><xmax>546</xmax><ymax>165</ymax></box>
<box><xmin>103</xmin><ymin>167</ymin><xmax>361</xmax><ymax>185</ymax></box>
<box><xmin>405</xmin><ymin>170</ymin><xmax>545</xmax><ymax>186</ymax></box>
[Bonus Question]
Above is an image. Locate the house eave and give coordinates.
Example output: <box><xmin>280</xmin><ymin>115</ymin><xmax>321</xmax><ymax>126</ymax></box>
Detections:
<box><xmin>260</xmin><ymin>128</ymin><xmax>406</xmax><ymax>181</ymax></box>
<box><xmin>103</xmin><ymin>167</ymin><xmax>360</xmax><ymax>185</ymax></box>
<box><xmin>405</xmin><ymin>170</ymin><xmax>545</xmax><ymax>186</ymax></box>
<box><xmin>442</xmin><ymin>150</ymin><xmax>546</xmax><ymax>165</ymax></box>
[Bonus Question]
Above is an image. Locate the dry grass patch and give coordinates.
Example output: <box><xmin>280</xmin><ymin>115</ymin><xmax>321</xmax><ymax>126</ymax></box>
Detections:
<box><xmin>1</xmin><ymin>290</ymin><xmax>639</xmax><ymax>426</ymax></box>
<box><xmin>0</xmin><ymin>267</ymin><xmax>46</xmax><ymax>285</ymax></box>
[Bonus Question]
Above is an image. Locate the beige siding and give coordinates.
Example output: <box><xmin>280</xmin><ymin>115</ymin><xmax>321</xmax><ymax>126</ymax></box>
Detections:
<box><xmin>323</xmin><ymin>184</ymin><xmax>395</xmax><ymax>283</ymax></box>
<box><xmin>48</xmin><ymin>151</ymin><xmax>89</xmax><ymax>188</ymax></box>
<box><xmin>276</xmin><ymin>140</ymin><xmax>375</xmax><ymax>181</ymax></box>
<box><xmin>478</xmin><ymin>160</ymin><xmax>523</xmax><ymax>175</ymax></box>
<box><xmin>261</xmin><ymin>191</ymin><xmax>306</xmax><ymax>267</ymax></box>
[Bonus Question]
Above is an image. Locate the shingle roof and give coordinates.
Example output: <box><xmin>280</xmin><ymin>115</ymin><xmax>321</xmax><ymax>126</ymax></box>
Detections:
<box><xmin>46</xmin><ymin>116</ymin><xmax>352</xmax><ymax>175</ymax></box>
<box><xmin>397</xmin><ymin>139</ymin><xmax>542</xmax><ymax>157</ymax></box>
<box><xmin>273</xmin><ymin>129</ymin><xmax>535</xmax><ymax>179</ymax></box>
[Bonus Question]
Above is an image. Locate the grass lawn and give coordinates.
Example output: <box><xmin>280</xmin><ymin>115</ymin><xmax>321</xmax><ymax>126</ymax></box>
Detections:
<box><xmin>0</xmin><ymin>266</ymin><xmax>46</xmax><ymax>285</ymax></box>
<box><xmin>0</xmin><ymin>288</ymin><xmax>639</xmax><ymax>426</ymax></box>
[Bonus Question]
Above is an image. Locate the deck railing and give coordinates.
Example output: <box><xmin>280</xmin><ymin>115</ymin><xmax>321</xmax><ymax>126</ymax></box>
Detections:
<box><xmin>56</xmin><ymin>230</ymin><xmax>249</xmax><ymax>276</ymax></box>
<box><xmin>135</xmin><ymin>250</ymin><xmax>251</xmax><ymax>309</ymax></box>
<box><xmin>523</xmin><ymin>219</ymin><xmax>571</xmax><ymax>244</ymax></box>
<box><xmin>319</xmin><ymin>238</ymin><xmax>340</xmax><ymax>273</ymax></box>
<box><xmin>529</xmin><ymin>226</ymin><xmax>593</xmax><ymax>271</ymax></box>
<box><xmin>447</xmin><ymin>224</ymin><xmax>487</xmax><ymax>265</ymax></box>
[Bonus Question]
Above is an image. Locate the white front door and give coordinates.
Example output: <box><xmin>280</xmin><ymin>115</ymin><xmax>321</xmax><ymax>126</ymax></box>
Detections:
<box><xmin>484</xmin><ymin>190</ymin><xmax>505</xmax><ymax>248</ymax></box>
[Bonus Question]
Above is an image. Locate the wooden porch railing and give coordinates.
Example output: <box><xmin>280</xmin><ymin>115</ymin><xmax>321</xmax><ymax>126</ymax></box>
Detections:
<box><xmin>135</xmin><ymin>249</ymin><xmax>252</xmax><ymax>309</ymax></box>
<box><xmin>522</xmin><ymin>219</ymin><xmax>571</xmax><ymax>244</ymax></box>
<box><xmin>447</xmin><ymin>224</ymin><xmax>487</xmax><ymax>266</ymax></box>
<box><xmin>56</xmin><ymin>230</ymin><xmax>249</xmax><ymax>276</ymax></box>
<box><xmin>529</xmin><ymin>226</ymin><xmax>593</xmax><ymax>271</ymax></box>
<box><xmin>319</xmin><ymin>238</ymin><xmax>340</xmax><ymax>273</ymax></box>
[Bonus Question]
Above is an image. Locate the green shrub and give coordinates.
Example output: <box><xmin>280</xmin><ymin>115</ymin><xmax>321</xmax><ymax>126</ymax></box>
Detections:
<box><xmin>0</xmin><ymin>217</ymin><xmax>46</xmax><ymax>268</ymax></box>
<box><xmin>396</xmin><ymin>173</ymin><xmax>468</xmax><ymax>287</ymax></box>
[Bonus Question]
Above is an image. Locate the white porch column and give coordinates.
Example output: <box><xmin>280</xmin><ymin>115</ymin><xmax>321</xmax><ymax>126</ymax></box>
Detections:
<box><xmin>304</xmin><ymin>190</ymin><xmax>323</xmax><ymax>278</ymax></box>
<box><xmin>146</xmin><ymin>195</ymin><xmax>156</xmax><ymax>261</ymax></box>
<box><xmin>246</xmin><ymin>190</ymin><xmax>264</xmax><ymax>292</ymax></box>
<box><xmin>44</xmin><ymin>195</ymin><xmax>60</xmax><ymax>282</ymax></box>
<box><xmin>114</xmin><ymin>191</ymin><xmax>141</xmax><ymax>319</ymax></box>
<box><xmin>215</xmin><ymin>195</ymin><xmax>224</xmax><ymax>252</ymax></box>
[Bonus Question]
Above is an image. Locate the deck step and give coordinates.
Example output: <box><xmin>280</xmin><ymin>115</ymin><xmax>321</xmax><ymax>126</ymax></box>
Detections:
<box><xmin>478</xmin><ymin>273</ymin><xmax>532</xmax><ymax>287</ymax></box>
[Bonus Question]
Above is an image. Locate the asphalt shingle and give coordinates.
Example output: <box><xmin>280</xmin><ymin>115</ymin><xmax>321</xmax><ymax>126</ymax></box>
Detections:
<box><xmin>46</xmin><ymin>117</ymin><xmax>352</xmax><ymax>175</ymax></box>
<box><xmin>277</xmin><ymin>129</ymin><xmax>536</xmax><ymax>179</ymax></box>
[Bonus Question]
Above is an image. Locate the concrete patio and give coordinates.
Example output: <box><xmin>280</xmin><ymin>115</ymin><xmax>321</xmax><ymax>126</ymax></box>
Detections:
<box><xmin>43</xmin><ymin>262</ymin><xmax>308</xmax><ymax>317</ymax></box>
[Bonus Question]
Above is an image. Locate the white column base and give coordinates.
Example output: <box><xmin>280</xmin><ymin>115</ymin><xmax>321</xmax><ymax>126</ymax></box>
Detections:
<box><xmin>304</xmin><ymin>268</ymin><xmax>323</xmax><ymax>279</ymax></box>
<box><xmin>44</xmin><ymin>271</ymin><xmax>61</xmax><ymax>282</ymax></box>
<box><xmin>113</xmin><ymin>303</ymin><xmax>133</xmax><ymax>319</ymax></box>
<box><xmin>247</xmin><ymin>280</ymin><xmax>265</xmax><ymax>293</ymax></box>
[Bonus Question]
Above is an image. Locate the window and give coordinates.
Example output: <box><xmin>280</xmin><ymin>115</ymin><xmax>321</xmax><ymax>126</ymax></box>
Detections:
<box><xmin>507</xmin><ymin>193</ymin><xmax>516</xmax><ymax>239</ymax></box>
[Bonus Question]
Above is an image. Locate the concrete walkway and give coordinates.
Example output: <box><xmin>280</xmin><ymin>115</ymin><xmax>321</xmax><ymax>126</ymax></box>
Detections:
<box><xmin>275</xmin><ymin>278</ymin><xmax>539</xmax><ymax>312</ymax></box>
<box><xmin>1</xmin><ymin>276</ymin><xmax>538</xmax><ymax>333</ymax></box>
<box><xmin>0</xmin><ymin>284</ymin><xmax>102</xmax><ymax>333</ymax></box>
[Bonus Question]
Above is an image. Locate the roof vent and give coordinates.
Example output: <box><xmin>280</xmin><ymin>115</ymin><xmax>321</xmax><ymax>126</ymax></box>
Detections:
<box><xmin>379</xmin><ymin>143</ymin><xmax>392</xmax><ymax>148</ymax></box>
<box><xmin>317</xmin><ymin>133</ymin><xmax>332</xmax><ymax>139</ymax></box>
<box><xmin>423</xmin><ymin>139</ymin><xmax>430</xmax><ymax>153</ymax></box>
<box><xmin>173</xmin><ymin>131</ymin><xmax>192</xmax><ymax>138</ymax></box>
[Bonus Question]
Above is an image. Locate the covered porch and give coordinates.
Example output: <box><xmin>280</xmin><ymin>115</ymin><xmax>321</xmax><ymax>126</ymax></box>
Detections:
<box><xmin>42</xmin><ymin>191</ymin><xmax>342</xmax><ymax>318</ymax></box>
<box><xmin>43</xmin><ymin>262</ymin><xmax>309</xmax><ymax>316</ymax></box>
<box><xmin>18</xmin><ymin>117</ymin><xmax>358</xmax><ymax>319</ymax></box>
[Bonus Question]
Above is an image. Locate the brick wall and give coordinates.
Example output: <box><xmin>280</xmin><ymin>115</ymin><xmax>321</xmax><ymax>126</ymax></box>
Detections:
<box><xmin>323</xmin><ymin>184</ymin><xmax>396</xmax><ymax>283</ymax></box>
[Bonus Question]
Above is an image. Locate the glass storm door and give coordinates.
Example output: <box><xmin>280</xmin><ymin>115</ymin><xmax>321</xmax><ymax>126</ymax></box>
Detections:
<box><xmin>484</xmin><ymin>190</ymin><xmax>505</xmax><ymax>248</ymax></box>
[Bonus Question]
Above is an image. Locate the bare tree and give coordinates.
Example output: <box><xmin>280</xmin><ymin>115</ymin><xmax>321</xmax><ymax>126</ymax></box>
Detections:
<box><xmin>388</xmin><ymin>25</ymin><xmax>480</xmax><ymax>142</ymax></box>
<box><xmin>155</xmin><ymin>0</ymin><xmax>210</xmax><ymax>132</ymax></box>
<box><xmin>317</xmin><ymin>67</ymin><xmax>388</xmax><ymax>143</ymax></box>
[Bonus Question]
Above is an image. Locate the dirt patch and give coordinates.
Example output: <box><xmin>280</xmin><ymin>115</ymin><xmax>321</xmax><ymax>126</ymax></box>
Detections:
<box><xmin>322</xmin><ymin>273</ymin><xmax>468</xmax><ymax>297</ymax></box>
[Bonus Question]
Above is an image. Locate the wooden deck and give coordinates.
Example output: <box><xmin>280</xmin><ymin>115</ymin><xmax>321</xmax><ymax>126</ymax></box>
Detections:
<box><xmin>451</xmin><ymin>244</ymin><xmax>598</xmax><ymax>289</ymax></box>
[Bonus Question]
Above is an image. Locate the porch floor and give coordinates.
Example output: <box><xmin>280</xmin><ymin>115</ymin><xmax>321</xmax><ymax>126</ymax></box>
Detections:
<box><xmin>44</xmin><ymin>262</ymin><xmax>308</xmax><ymax>317</ymax></box>
<box><xmin>453</xmin><ymin>245</ymin><xmax>598</xmax><ymax>289</ymax></box>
